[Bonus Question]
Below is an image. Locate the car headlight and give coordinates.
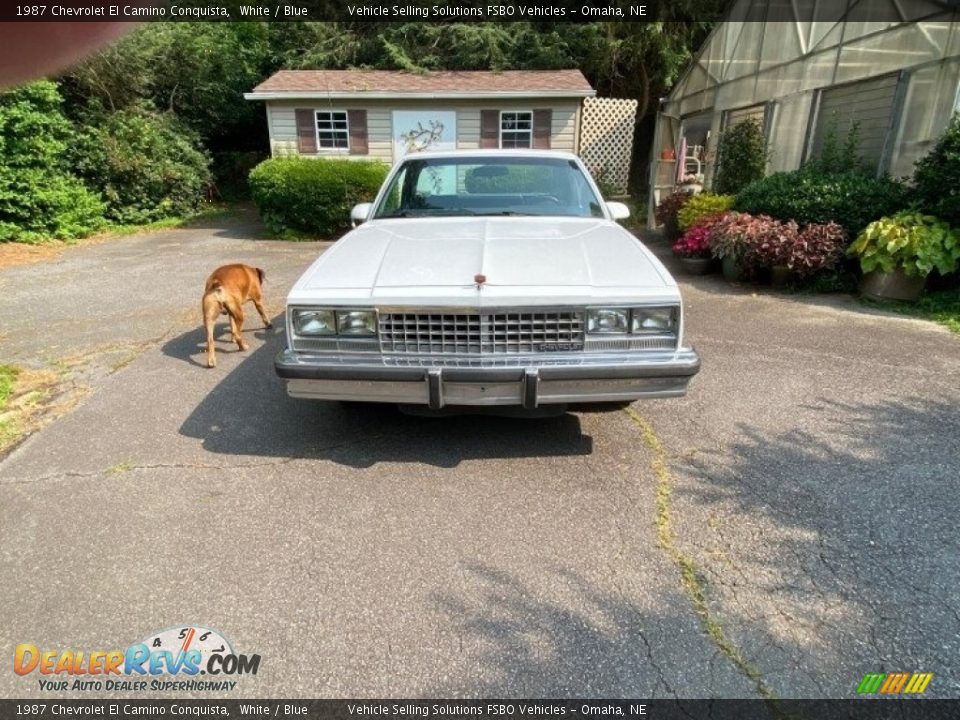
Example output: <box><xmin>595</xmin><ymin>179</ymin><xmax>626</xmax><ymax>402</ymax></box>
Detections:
<box><xmin>337</xmin><ymin>310</ymin><xmax>377</xmax><ymax>335</ymax></box>
<box><xmin>293</xmin><ymin>309</ymin><xmax>336</xmax><ymax>336</ymax></box>
<box><xmin>587</xmin><ymin>308</ymin><xmax>629</xmax><ymax>334</ymax></box>
<box><xmin>632</xmin><ymin>307</ymin><xmax>677</xmax><ymax>334</ymax></box>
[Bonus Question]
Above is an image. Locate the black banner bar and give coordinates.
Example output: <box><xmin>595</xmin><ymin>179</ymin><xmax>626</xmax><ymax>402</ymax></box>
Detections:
<box><xmin>3</xmin><ymin>0</ymin><xmax>953</xmax><ymax>23</ymax></box>
<box><xmin>3</xmin><ymin>699</ymin><xmax>960</xmax><ymax>720</ymax></box>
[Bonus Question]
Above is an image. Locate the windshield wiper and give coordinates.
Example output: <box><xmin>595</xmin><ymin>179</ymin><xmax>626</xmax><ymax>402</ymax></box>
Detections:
<box><xmin>389</xmin><ymin>209</ymin><xmax>477</xmax><ymax>217</ymax></box>
<box><xmin>473</xmin><ymin>211</ymin><xmax>537</xmax><ymax>216</ymax></box>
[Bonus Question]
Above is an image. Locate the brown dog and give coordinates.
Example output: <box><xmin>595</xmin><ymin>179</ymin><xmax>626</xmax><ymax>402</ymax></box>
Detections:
<box><xmin>202</xmin><ymin>264</ymin><xmax>272</xmax><ymax>368</ymax></box>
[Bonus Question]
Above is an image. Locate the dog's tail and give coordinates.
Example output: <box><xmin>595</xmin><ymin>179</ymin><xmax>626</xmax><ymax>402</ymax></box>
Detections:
<box><xmin>256</xmin><ymin>267</ymin><xmax>266</xmax><ymax>285</ymax></box>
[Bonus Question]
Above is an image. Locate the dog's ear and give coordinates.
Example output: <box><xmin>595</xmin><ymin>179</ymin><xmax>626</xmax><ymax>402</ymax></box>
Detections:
<box><xmin>256</xmin><ymin>267</ymin><xmax>266</xmax><ymax>285</ymax></box>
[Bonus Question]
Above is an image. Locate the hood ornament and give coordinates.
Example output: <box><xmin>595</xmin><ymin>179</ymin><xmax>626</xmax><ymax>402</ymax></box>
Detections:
<box><xmin>474</xmin><ymin>273</ymin><xmax>486</xmax><ymax>289</ymax></box>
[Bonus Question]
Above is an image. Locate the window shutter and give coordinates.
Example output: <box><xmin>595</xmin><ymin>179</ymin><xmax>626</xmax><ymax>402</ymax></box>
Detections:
<box><xmin>533</xmin><ymin>109</ymin><xmax>552</xmax><ymax>149</ymax></box>
<box><xmin>295</xmin><ymin>109</ymin><xmax>317</xmax><ymax>154</ymax></box>
<box><xmin>347</xmin><ymin>109</ymin><xmax>368</xmax><ymax>155</ymax></box>
<box><xmin>480</xmin><ymin>110</ymin><xmax>499</xmax><ymax>148</ymax></box>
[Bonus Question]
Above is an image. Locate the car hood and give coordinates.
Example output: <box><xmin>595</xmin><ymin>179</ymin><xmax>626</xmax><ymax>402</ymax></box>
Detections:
<box><xmin>288</xmin><ymin>217</ymin><xmax>678</xmax><ymax>305</ymax></box>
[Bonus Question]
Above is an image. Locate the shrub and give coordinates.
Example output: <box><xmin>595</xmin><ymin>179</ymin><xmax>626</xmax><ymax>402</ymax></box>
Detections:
<box><xmin>654</xmin><ymin>191</ymin><xmax>691</xmax><ymax>241</ymax></box>
<box><xmin>0</xmin><ymin>81</ymin><xmax>104</xmax><ymax>242</ymax></box>
<box><xmin>714</xmin><ymin>119</ymin><xmax>767</xmax><ymax>195</ymax></box>
<box><xmin>806</xmin><ymin>120</ymin><xmax>865</xmax><ymax>174</ymax></box>
<box><xmin>912</xmin><ymin>113</ymin><xmax>960</xmax><ymax>227</ymax></box>
<box><xmin>677</xmin><ymin>193</ymin><xmax>734</xmax><ymax>230</ymax></box>
<box><xmin>69</xmin><ymin>106</ymin><xmax>212</xmax><ymax>224</ymax></box>
<box><xmin>848</xmin><ymin>211</ymin><xmax>960</xmax><ymax>277</ymax></box>
<box><xmin>733</xmin><ymin>168</ymin><xmax>907</xmax><ymax>239</ymax></box>
<box><xmin>248</xmin><ymin>157</ymin><xmax>388</xmax><ymax>236</ymax></box>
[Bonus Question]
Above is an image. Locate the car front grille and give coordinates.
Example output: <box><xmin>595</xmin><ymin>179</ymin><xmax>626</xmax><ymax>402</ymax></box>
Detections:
<box><xmin>379</xmin><ymin>311</ymin><xmax>585</xmax><ymax>355</ymax></box>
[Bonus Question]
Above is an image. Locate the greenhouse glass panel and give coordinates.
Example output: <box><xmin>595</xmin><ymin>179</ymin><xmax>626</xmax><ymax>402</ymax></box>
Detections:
<box><xmin>759</xmin><ymin>21</ymin><xmax>804</xmax><ymax>69</ymax></box>
<box><xmin>889</xmin><ymin>58</ymin><xmax>960</xmax><ymax>177</ymax></box>
<box><xmin>836</xmin><ymin>23</ymin><xmax>944</xmax><ymax>84</ymax></box>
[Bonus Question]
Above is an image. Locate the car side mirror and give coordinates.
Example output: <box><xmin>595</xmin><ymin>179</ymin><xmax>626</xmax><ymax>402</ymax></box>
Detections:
<box><xmin>351</xmin><ymin>203</ymin><xmax>372</xmax><ymax>227</ymax></box>
<box><xmin>605</xmin><ymin>201</ymin><xmax>630</xmax><ymax>221</ymax></box>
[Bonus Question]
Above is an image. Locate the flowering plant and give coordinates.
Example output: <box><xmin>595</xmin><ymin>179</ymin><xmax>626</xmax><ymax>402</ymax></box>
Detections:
<box><xmin>673</xmin><ymin>224</ymin><xmax>712</xmax><ymax>258</ymax></box>
<box><xmin>673</xmin><ymin>214</ymin><xmax>725</xmax><ymax>258</ymax></box>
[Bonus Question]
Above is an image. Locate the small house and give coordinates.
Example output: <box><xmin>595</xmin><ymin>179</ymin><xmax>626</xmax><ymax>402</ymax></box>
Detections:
<box><xmin>244</xmin><ymin>69</ymin><xmax>596</xmax><ymax>163</ymax></box>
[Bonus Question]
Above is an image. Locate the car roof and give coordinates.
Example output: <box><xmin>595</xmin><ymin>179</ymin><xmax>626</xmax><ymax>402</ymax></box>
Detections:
<box><xmin>395</xmin><ymin>149</ymin><xmax>581</xmax><ymax>162</ymax></box>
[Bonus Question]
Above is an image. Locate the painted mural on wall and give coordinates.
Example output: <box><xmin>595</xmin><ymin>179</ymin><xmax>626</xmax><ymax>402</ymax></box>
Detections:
<box><xmin>392</xmin><ymin>110</ymin><xmax>457</xmax><ymax>160</ymax></box>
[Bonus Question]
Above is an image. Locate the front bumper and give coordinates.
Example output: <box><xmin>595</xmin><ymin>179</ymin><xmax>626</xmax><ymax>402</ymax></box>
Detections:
<box><xmin>275</xmin><ymin>348</ymin><xmax>700</xmax><ymax>408</ymax></box>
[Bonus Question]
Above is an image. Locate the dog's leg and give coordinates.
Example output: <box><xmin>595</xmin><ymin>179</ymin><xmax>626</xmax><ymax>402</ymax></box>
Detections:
<box><xmin>202</xmin><ymin>294</ymin><xmax>220</xmax><ymax>368</ymax></box>
<box><xmin>225</xmin><ymin>299</ymin><xmax>250</xmax><ymax>352</ymax></box>
<box><xmin>251</xmin><ymin>295</ymin><xmax>272</xmax><ymax>329</ymax></box>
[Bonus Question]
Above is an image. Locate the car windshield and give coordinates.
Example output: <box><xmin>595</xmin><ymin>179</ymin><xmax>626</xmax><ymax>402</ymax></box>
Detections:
<box><xmin>372</xmin><ymin>155</ymin><xmax>605</xmax><ymax>219</ymax></box>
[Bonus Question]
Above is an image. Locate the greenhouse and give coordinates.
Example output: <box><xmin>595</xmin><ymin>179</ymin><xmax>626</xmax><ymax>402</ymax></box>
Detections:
<box><xmin>649</xmin><ymin>0</ymin><xmax>960</xmax><ymax>225</ymax></box>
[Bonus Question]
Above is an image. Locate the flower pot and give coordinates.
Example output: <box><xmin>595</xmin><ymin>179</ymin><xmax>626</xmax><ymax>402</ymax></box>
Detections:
<box><xmin>770</xmin><ymin>265</ymin><xmax>794</xmax><ymax>289</ymax></box>
<box><xmin>679</xmin><ymin>257</ymin><xmax>713</xmax><ymax>275</ymax></box>
<box><xmin>680</xmin><ymin>183</ymin><xmax>703</xmax><ymax>195</ymax></box>
<box><xmin>662</xmin><ymin>216</ymin><xmax>681</xmax><ymax>242</ymax></box>
<box><xmin>721</xmin><ymin>255</ymin><xmax>744</xmax><ymax>282</ymax></box>
<box><xmin>860</xmin><ymin>269</ymin><xmax>926</xmax><ymax>302</ymax></box>
<box><xmin>660</xmin><ymin>149</ymin><xmax>676</xmax><ymax>161</ymax></box>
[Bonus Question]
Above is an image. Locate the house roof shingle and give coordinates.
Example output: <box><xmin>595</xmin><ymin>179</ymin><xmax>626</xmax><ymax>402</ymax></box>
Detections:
<box><xmin>249</xmin><ymin>69</ymin><xmax>594</xmax><ymax>97</ymax></box>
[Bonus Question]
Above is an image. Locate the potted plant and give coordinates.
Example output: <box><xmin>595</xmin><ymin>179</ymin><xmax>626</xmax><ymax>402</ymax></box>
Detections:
<box><xmin>660</xmin><ymin>148</ymin><xmax>676</xmax><ymax>161</ymax></box>
<box><xmin>654</xmin><ymin>191</ymin><xmax>692</xmax><ymax>242</ymax></box>
<box><xmin>753</xmin><ymin>219</ymin><xmax>800</xmax><ymax>288</ymax></box>
<box><xmin>672</xmin><ymin>218</ymin><xmax>721</xmax><ymax>275</ymax></box>
<box><xmin>678</xmin><ymin>172</ymin><xmax>704</xmax><ymax>194</ymax></box>
<box><xmin>709</xmin><ymin>212</ymin><xmax>768</xmax><ymax>282</ymax></box>
<box><xmin>848</xmin><ymin>211</ymin><xmax>960</xmax><ymax>301</ymax></box>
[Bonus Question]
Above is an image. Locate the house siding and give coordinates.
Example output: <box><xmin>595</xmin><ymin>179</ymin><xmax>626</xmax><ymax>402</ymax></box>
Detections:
<box><xmin>264</xmin><ymin>98</ymin><xmax>583</xmax><ymax>161</ymax></box>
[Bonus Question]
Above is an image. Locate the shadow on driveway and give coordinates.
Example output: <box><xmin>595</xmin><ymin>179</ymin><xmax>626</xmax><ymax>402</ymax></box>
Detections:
<box><xmin>162</xmin><ymin>317</ymin><xmax>593</xmax><ymax>468</ymax></box>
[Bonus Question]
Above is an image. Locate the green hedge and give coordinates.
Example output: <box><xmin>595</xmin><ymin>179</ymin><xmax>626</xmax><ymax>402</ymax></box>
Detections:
<box><xmin>0</xmin><ymin>81</ymin><xmax>105</xmax><ymax>242</ymax></box>
<box><xmin>248</xmin><ymin>157</ymin><xmax>388</xmax><ymax>236</ymax></box>
<box><xmin>733</xmin><ymin>169</ymin><xmax>907</xmax><ymax>239</ymax></box>
<box><xmin>69</xmin><ymin>106</ymin><xmax>212</xmax><ymax>224</ymax></box>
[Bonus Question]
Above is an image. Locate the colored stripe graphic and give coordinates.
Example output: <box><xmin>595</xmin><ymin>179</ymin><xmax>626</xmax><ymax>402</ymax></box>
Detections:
<box><xmin>858</xmin><ymin>672</ymin><xmax>932</xmax><ymax>694</ymax></box>
<box><xmin>857</xmin><ymin>673</ymin><xmax>885</xmax><ymax>694</ymax></box>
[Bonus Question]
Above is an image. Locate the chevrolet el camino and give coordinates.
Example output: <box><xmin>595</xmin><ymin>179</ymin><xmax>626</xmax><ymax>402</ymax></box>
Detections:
<box><xmin>275</xmin><ymin>150</ymin><xmax>700</xmax><ymax>412</ymax></box>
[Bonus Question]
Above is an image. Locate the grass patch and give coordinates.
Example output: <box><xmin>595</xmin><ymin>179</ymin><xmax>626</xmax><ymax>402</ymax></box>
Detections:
<box><xmin>861</xmin><ymin>287</ymin><xmax>960</xmax><ymax>334</ymax></box>
<box><xmin>0</xmin><ymin>364</ymin><xmax>19</xmax><ymax>408</ymax></box>
<box><xmin>623</xmin><ymin>407</ymin><xmax>776</xmax><ymax>701</ymax></box>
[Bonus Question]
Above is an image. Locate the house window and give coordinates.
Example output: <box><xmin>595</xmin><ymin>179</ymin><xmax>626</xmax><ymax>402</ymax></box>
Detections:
<box><xmin>500</xmin><ymin>111</ymin><xmax>533</xmax><ymax>148</ymax></box>
<box><xmin>316</xmin><ymin>110</ymin><xmax>349</xmax><ymax>150</ymax></box>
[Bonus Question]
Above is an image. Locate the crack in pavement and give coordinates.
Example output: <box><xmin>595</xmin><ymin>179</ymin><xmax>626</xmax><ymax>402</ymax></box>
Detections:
<box><xmin>622</xmin><ymin>406</ymin><xmax>778</xmax><ymax>702</ymax></box>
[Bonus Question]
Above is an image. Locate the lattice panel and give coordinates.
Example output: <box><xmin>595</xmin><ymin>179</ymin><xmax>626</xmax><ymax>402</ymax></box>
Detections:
<box><xmin>578</xmin><ymin>97</ymin><xmax>638</xmax><ymax>196</ymax></box>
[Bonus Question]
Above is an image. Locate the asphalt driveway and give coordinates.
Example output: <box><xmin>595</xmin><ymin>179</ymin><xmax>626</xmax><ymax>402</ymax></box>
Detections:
<box><xmin>0</xmin><ymin>214</ymin><xmax>957</xmax><ymax>699</ymax></box>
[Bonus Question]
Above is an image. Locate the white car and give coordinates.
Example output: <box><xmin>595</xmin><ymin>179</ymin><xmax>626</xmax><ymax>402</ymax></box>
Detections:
<box><xmin>275</xmin><ymin>150</ymin><xmax>699</xmax><ymax>412</ymax></box>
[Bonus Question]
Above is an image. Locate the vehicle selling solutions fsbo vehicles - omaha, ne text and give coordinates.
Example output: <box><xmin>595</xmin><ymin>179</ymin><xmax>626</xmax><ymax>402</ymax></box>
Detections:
<box><xmin>274</xmin><ymin>150</ymin><xmax>700</xmax><ymax>411</ymax></box>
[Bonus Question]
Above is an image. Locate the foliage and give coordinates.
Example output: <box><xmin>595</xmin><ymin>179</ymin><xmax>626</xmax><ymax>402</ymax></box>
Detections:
<box><xmin>714</xmin><ymin>119</ymin><xmax>767</xmax><ymax>195</ymax></box>
<box><xmin>708</xmin><ymin>211</ymin><xmax>771</xmax><ymax>263</ymax></box>
<box><xmin>911</xmin><ymin>112</ymin><xmax>960</xmax><ymax>227</ymax></box>
<box><xmin>790</xmin><ymin>222</ymin><xmax>847</xmax><ymax>276</ymax></box>
<box><xmin>0</xmin><ymin>82</ymin><xmax>105</xmax><ymax>242</ymax></box>
<box><xmin>733</xmin><ymin>168</ymin><xmax>907</xmax><ymax>239</ymax></box>
<box><xmin>848</xmin><ymin>211</ymin><xmax>960</xmax><ymax>277</ymax></box>
<box><xmin>751</xmin><ymin>218</ymin><xmax>799</xmax><ymax>269</ymax></box>
<box><xmin>210</xmin><ymin>151</ymin><xmax>267</xmax><ymax>200</ymax></box>
<box><xmin>69</xmin><ymin>106</ymin><xmax>211</xmax><ymax>224</ymax></box>
<box><xmin>677</xmin><ymin>192</ymin><xmax>734</xmax><ymax>230</ymax></box>
<box><xmin>750</xmin><ymin>220</ymin><xmax>845</xmax><ymax>276</ymax></box>
<box><xmin>0</xmin><ymin>365</ymin><xmax>18</xmax><ymax>409</ymax></box>
<box><xmin>248</xmin><ymin>157</ymin><xmax>388</xmax><ymax>236</ymax></box>
<box><xmin>654</xmin><ymin>191</ymin><xmax>692</xmax><ymax>226</ymax></box>
<box><xmin>672</xmin><ymin>217</ymin><xmax>721</xmax><ymax>258</ymax></box>
<box><xmin>805</xmin><ymin>118</ymin><xmax>865</xmax><ymax>174</ymax></box>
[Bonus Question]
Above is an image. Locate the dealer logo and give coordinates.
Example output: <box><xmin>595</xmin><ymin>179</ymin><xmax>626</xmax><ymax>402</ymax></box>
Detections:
<box><xmin>14</xmin><ymin>624</ymin><xmax>260</xmax><ymax>692</ymax></box>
